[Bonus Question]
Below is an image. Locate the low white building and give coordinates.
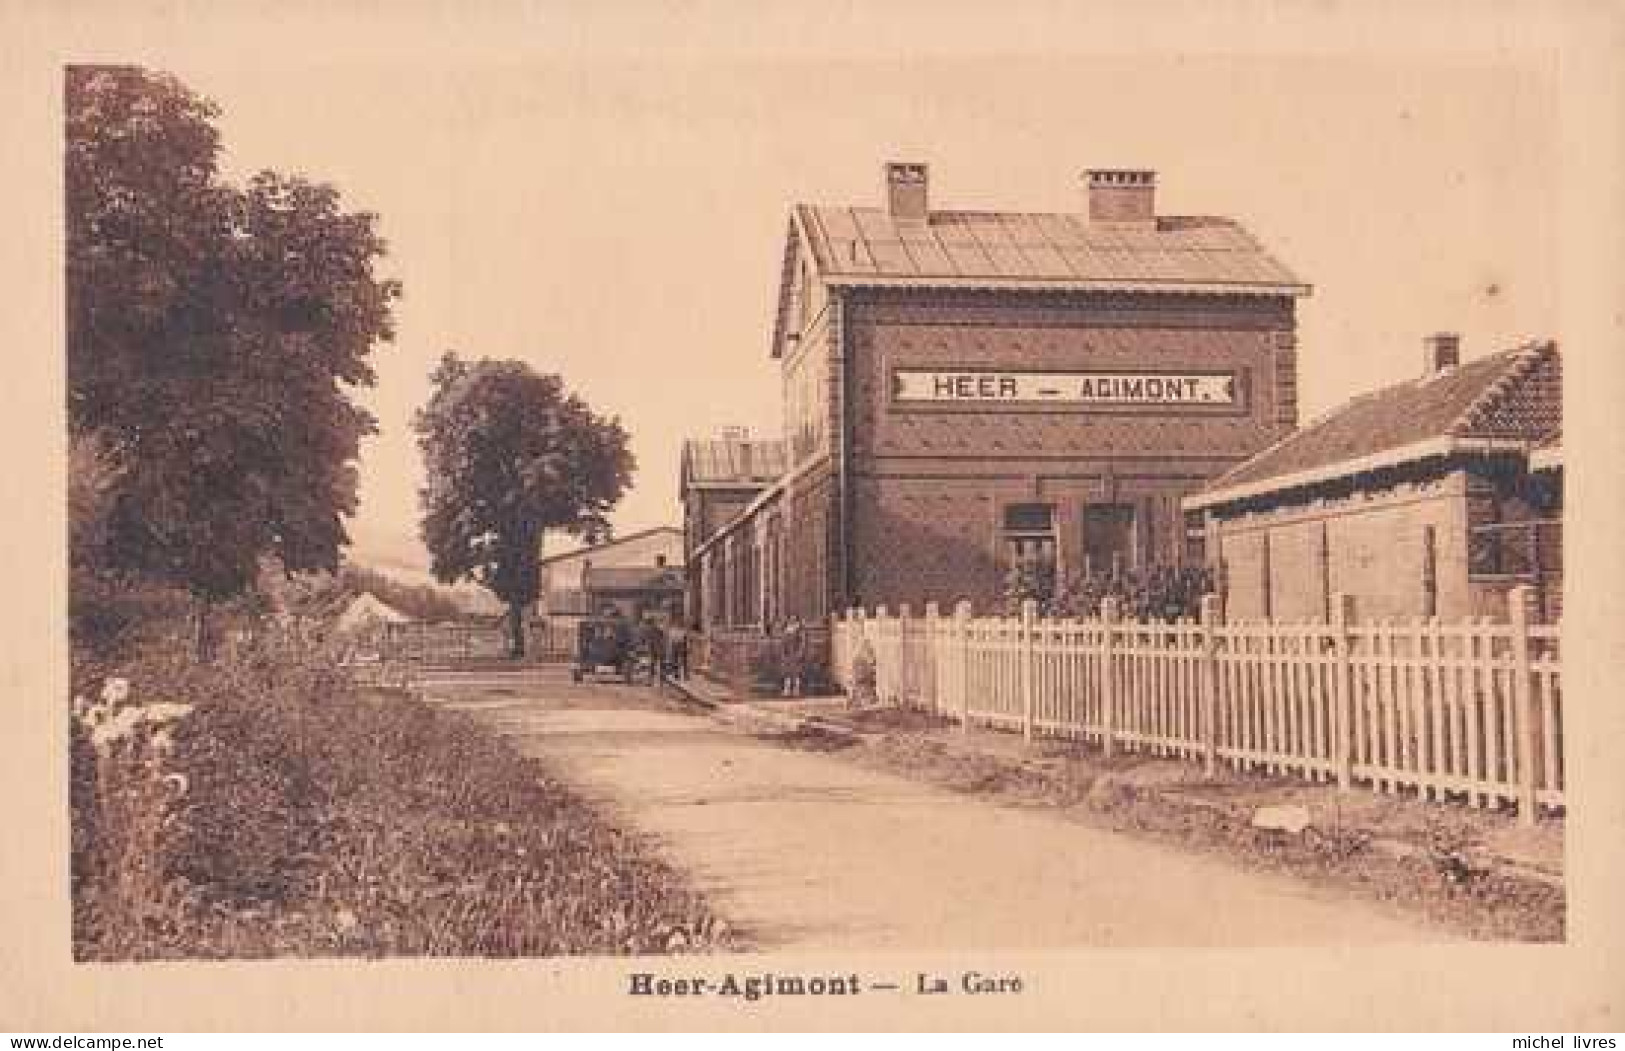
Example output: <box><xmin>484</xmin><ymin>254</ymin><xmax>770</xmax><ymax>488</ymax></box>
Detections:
<box><xmin>537</xmin><ymin>526</ymin><xmax>684</xmax><ymax>618</ymax></box>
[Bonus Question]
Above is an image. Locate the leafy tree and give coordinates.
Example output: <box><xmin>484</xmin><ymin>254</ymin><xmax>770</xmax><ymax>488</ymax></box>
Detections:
<box><xmin>66</xmin><ymin>67</ymin><xmax>400</xmax><ymax>654</ymax></box>
<box><xmin>414</xmin><ymin>353</ymin><xmax>634</xmax><ymax>656</ymax></box>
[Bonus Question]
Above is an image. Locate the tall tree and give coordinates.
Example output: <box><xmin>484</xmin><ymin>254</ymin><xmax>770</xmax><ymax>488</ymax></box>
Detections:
<box><xmin>414</xmin><ymin>353</ymin><xmax>635</xmax><ymax>656</ymax></box>
<box><xmin>66</xmin><ymin>66</ymin><xmax>400</xmax><ymax>650</ymax></box>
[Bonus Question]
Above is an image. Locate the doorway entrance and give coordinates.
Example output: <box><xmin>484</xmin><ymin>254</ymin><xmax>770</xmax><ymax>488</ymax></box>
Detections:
<box><xmin>1082</xmin><ymin>504</ymin><xmax>1136</xmax><ymax>577</ymax></box>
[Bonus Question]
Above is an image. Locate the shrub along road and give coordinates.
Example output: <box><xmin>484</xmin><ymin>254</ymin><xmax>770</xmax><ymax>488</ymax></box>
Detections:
<box><xmin>418</xmin><ymin>669</ymin><xmax>1452</xmax><ymax>949</ymax></box>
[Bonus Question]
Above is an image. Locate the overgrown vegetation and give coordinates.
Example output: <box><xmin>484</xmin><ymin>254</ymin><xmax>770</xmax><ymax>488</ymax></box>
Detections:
<box><xmin>1004</xmin><ymin>563</ymin><xmax>1216</xmax><ymax>621</ymax></box>
<box><xmin>72</xmin><ymin>623</ymin><xmax>735</xmax><ymax>959</ymax></box>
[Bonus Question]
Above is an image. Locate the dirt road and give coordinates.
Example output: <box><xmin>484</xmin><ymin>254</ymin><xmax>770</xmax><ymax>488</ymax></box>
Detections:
<box><xmin>419</xmin><ymin>669</ymin><xmax>1450</xmax><ymax>950</ymax></box>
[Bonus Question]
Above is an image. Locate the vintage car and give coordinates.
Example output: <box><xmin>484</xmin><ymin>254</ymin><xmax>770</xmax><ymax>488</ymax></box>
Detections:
<box><xmin>570</xmin><ymin>615</ymin><xmax>637</xmax><ymax>684</ymax></box>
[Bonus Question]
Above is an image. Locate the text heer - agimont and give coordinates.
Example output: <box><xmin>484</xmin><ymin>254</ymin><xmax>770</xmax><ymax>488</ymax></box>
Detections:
<box><xmin>627</xmin><ymin>971</ymin><xmax>1024</xmax><ymax>1001</ymax></box>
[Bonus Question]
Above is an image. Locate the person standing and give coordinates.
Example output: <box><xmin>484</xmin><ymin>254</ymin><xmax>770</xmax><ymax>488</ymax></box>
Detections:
<box><xmin>665</xmin><ymin>618</ymin><xmax>690</xmax><ymax>681</ymax></box>
<box><xmin>780</xmin><ymin>616</ymin><xmax>806</xmax><ymax>697</ymax></box>
<box><xmin>638</xmin><ymin>614</ymin><xmax>666</xmax><ymax>685</ymax></box>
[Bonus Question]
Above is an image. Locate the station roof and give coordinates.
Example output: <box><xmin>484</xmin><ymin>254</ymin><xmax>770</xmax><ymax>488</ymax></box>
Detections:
<box><xmin>794</xmin><ymin>205</ymin><xmax>1309</xmax><ymax>296</ymax></box>
<box><xmin>680</xmin><ymin>436</ymin><xmax>786</xmax><ymax>489</ymax></box>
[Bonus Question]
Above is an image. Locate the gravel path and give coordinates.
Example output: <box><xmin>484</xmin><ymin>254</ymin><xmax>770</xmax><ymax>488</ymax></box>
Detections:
<box><xmin>419</xmin><ymin>669</ymin><xmax>1451</xmax><ymax>950</ymax></box>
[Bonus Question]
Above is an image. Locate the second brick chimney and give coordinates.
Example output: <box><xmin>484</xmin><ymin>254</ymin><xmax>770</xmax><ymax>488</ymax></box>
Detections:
<box><xmin>1423</xmin><ymin>332</ymin><xmax>1461</xmax><ymax>376</ymax></box>
<box><xmin>1086</xmin><ymin>169</ymin><xmax>1157</xmax><ymax>226</ymax></box>
<box><xmin>885</xmin><ymin>161</ymin><xmax>930</xmax><ymax>226</ymax></box>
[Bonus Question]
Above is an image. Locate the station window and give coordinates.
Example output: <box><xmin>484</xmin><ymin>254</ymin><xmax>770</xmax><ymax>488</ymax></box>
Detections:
<box><xmin>1003</xmin><ymin>503</ymin><xmax>1058</xmax><ymax>598</ymax></box>
<box><xmin>1183</xmin><ymin>510</ymin><xmax>1207</xmax><ymax>567</ymax></box>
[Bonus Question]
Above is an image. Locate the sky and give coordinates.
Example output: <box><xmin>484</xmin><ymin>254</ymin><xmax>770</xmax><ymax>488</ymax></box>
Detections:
<box><xmin>153</xmin><ymin>17</ymin><xmax>1560</xmax><ymax>577</ymax></box>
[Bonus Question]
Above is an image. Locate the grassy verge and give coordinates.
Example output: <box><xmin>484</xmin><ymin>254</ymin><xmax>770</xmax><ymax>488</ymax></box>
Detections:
<box><xmin>73</xmin><ymin>630</ymin><xmax>736</xmax><ymax>959</ymax></box>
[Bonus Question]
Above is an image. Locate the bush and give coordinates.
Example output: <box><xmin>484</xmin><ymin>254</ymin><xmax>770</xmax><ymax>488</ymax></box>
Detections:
<box><xmin>167</xmin><ymin>643</ymin><xmax>341</xmax><ymax>901</ymax></box>
<box><xmin>1003</xmin><ymin>564</ymin><xmax>1216</xmax><ymax>622</ymax></box>
<box><xmin>69</xmin><ymin>570</ymin><xmax>194</xmax><ymax>672</ymax></box>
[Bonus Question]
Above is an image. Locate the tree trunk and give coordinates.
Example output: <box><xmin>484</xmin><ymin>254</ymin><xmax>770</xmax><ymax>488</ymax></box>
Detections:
<box><xmin>507</xmin><ymin>601</ymin><xmax>526</xmax><ymax>660</ymax></box>
<box><xmin>194</xmin><ymin>597</ymin><xmax>214</xmax><ymax>664</ymax></box>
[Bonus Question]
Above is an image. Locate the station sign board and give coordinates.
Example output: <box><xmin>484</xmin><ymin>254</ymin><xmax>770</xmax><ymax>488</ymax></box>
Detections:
<box><xmin>892</xmin><ymin>369</ymin><xmax>1237</xmax><ymax>406</ymax></box>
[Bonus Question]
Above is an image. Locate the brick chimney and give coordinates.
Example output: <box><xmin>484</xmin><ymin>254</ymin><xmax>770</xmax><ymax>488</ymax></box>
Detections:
<box><xmin>1086</xmin><ymin>169</ymin><xmax>1157</xmax><ymax>226</ymax></box>
<box><xmin>1423</xmin><ymin>332</ymin><xmax>1461</xmax><ymax>375</ymax></box>
<box><xmin>885</xmin><ymin>161</ymin><xmax>930</xmax><ymax>226</ymax></box>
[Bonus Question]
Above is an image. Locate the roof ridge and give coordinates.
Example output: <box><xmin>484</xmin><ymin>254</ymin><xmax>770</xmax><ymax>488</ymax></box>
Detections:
<box><xmin>1451</xmin><ymin>341</ymin><xmax>1554</xmax><ymax>437</ymax></box>
<box><xmin>793</xmin><ymin>204</ymin><xmax>1235</xmax><ymax>229</ymax></box>
<box><xmin>790</xmin><ymin>201</ymin><xmax>1306</xmax><ymax>296</ymax></box>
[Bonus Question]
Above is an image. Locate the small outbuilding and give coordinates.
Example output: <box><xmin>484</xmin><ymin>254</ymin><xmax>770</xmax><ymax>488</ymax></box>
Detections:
<box><xmin>1183</xmin><ymin>335</ymin><xmax>1561</xmax><ymax>623</ymax></box>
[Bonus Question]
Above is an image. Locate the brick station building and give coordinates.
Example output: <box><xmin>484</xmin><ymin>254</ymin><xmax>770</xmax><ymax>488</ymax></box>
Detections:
<box><xmin>679</xmin><ymin>430</ymin><xmax>786</xmax><ymax>629</ymax></box>
<box><xmin>685</xmin><ymin>163</ymin><xmax>1311</xmax><ymax>631</ymax></box>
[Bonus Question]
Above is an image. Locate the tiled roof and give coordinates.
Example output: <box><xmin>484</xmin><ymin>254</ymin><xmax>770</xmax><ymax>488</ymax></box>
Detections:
<box><xmin>681</xmin><ymin>437</ymin><xmax>786</xmax><ymax>487</ymax></box>
<box><xmin>1530</xmin><ymin>427</ymin><xmax>1563</xmax><ymax>469</ymax></box>
<box><xmin>1188</xmin><ymin>342</ymin><xmax>1561</xmax><ymax>508</ymax></box>
<box><xmin>795</xmin><ymin>205</ymin><xmax>1309</xmax><ymax>295</ymax></box>
<box><xmin>584</xmin><ymin>566</ymin><xmax>685</xmax><ymax>594</ymax></box>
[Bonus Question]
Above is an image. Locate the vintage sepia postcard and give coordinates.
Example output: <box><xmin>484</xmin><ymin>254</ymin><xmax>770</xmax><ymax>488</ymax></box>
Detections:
<box><xmin>3</xmin><ymin>0</ymin><xmax>1623</xmax><ymax>1034</ymax></box>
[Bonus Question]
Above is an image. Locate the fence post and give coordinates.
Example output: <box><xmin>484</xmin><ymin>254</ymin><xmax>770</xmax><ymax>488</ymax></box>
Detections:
<box><xmin>1200</xmin><ymin>594</ymin><xmax>1222</xmax><ymax>779</ymax></box>
<box><xmin>851</xmin><ymin>607</ymin><xmax>866</xmax><ymax>700</ymax></box>
<box><xmin>956</xmin><ymin>599</ymin><xmax>973</xmax><ymax>734</ymax></box>
<box><xmin>1332</xmin><ymin>592</ymin><xmax>1356</xmax><ymax>791</ymax></box>
<box><xmin>1021</xmin><ymin>598</ymin><xmax>1038</xmax><ymax>743</ymax></box>
<box><xmin>898</xmin><ymin>604</ymin><xmax>913</xmax><ymax>709</ymax></box>
<box><xmin>923</xmin><ymin>602</ymin><xmax>940</xmax><ymax>712</ymax></box>
<box><xmin>1101</xmin><ymin>597</ymin><xmax>1120</xmax><ymax>758</ymax></box>
<box><xmin>1509</xmin><ymin>585</ymin><xmax>1538</xmax><ymax>826</ymax></box>
<box><xmin>875</xmin><ymin>606</ymin><xmax>890</xmax><ymax>705</ymax></box>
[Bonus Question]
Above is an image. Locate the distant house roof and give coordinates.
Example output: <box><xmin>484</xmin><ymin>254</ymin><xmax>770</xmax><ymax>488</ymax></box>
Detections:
<box><xmin>334</xmin><ymin>592</ymin><xmax>411</xmax><ymax>632</ymax></box>
<box><xmin>794</xmin><ymin>205</ymin><xmax>1309</xmax><ymax>295</ymax></box>
<box><xmin>583</xmin><ymin>566</ymin><xmax>686</xmax><ymax>595</ymax></box>
<box><xmin>537</xmin><ymin>526</ymin><xmax>682</xmax><ymax>568</ymax></box>
<box><xmin>680</xmin><ymin>436</ymin><xmax>786</xmax><ymax>489</ymax></box>
<box><xmin>1187</xmin><ymin>341</ymin><xmax>1561</xmax><ymax>510</ymax></box>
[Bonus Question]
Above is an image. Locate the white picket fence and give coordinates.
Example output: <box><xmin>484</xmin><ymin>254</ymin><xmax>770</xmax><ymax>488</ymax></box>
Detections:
<box><xmin>829</xmin><ymin>587</ymin><xmax>1562</xmax><ymax>823</ymax></box>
